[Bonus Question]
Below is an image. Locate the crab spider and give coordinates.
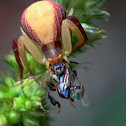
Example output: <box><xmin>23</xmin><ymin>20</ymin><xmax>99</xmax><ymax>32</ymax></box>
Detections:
<box><xmin>12</xmin><ymin>0</ymin><xmax>88</xmax><ymax>111</ymax></box>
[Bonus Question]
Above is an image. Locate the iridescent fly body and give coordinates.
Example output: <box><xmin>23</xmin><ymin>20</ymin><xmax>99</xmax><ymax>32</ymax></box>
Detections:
<box><xmin>46</xmin><ymin>60</ymin><xmax>88</xmax><ymax>113</ymax></box>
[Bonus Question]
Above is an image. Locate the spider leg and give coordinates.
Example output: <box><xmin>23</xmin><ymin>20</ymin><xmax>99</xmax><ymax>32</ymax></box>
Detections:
<box><xmin>68</xmin><ymin>16</ymin><xmax>88</xmax><ymax>53</ymax></box>
<box><xmin>13</xmin><ymin>37</ymin><xmax>33</xmax><ymax>76</ymax></box>
<box><xmin>12</xmin><ymin>35</ymin><xmax>47</xmax><ymax>95</ymax></box>
<box><xmin>17</xmin><ymin>35</ymin><xmax>46</xmax><ymax>67</ymax></box>
<box><xmin>61</xmin><ymin>16</ymin><xmax>88</xmax><ymax>56</ymax></box>
<box><xmin>12</xmin><ymin>39</ymin><xmax>26</xmax><ymax>96</ymax></box>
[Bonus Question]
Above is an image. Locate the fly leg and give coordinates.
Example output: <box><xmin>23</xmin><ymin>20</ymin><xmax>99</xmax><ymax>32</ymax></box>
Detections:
<box><xmin>73</xmin><ymin>85</ymin><xmax>84</xmax><ymax>100</ymax></box>
<box><xmin>46</xmin><ymin>81</ymin><xmax>61</xmax><ymax>114</ymax></box>
<box><xmin>70</xmin><ymin>61</ymin><xmax>79</xmax><ymax>64</ymax></box>
<box><xmin>48</xmin><ymin>92</ymin><xmax>61</xmax><ymax>114</ymax></box>
<box><xmin>70</xmin><ymin>97</ymin><xmax>75</xmax><ymax>108</ymax></box>
<box><xmin>70</xmin><ymin>60</ymin><xmax>90</xmax><ymax>72</ymax></box>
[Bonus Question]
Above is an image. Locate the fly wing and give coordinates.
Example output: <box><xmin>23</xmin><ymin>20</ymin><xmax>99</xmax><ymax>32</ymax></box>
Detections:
<box><xmin>69</xmin><ymin>70</ymin><xmax>90</xmax><ymax>106</ymax></box>
<box><xmin>11</xmin><ymin>71</ymin><xmax>50</xmax><ymax>96</ymax></box>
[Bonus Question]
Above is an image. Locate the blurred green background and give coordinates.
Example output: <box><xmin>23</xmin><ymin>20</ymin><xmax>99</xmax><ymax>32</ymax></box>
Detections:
<box><xmin>0</xmin><ymin>0</ymin><xmax>126</xmax><ymax>126</ymax></box>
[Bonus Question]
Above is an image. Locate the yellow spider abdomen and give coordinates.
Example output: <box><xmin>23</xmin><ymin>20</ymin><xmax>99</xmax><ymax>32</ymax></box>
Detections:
<box><xmin>21</xmin><ymin>1</ymin><xmax>66</xmax><ymax>45</ymax></box>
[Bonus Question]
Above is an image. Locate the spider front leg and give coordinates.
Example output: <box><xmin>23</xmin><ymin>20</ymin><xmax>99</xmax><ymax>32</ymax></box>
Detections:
<box><xmin>68</xmin><ymin>16</ymin><xmax>88</xmax><ymax>53</ymax></box>
<box><xmin>13</xmin><ymin>40</ymin><xmax>26</xmax><ymax>96</ymax></box>
<box><xmin>12</xmin><ymin>35</ymin><xmax>47</xmax><ymax>95</ymax></box>
<box><xmin>61</xmin><ymin>16</ymin><xmax>88</xmax><ymax>56</ymax></box>
<box><xmin>17</xmin><ymin>35</ymin><xmax>47</xmax><ymax>68</ymax></box>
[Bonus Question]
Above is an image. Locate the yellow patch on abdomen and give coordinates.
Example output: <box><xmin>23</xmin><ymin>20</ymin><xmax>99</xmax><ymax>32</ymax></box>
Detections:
<box><xmin>25</xmin><ymin>1</ymin><xmax>55</xmax><ymax>44</ymax></box>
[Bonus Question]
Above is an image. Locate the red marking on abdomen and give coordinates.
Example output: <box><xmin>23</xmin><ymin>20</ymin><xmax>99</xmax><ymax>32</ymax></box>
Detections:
<box><xmin>49</xmin><ymin>1</ymin><xmax>66</xmax><ymax>42</ymax></box>
<box><xmin>21</xmin><ymin>9</ymin><xmax>43</xmax><ymax>45</ymax></box>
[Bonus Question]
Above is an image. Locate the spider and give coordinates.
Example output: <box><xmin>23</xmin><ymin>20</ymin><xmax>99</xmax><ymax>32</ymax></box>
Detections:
<box><xmin>12</xmin><ymin>0</ymin><xmax>88</xmax><ymax>113</ymax></box>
